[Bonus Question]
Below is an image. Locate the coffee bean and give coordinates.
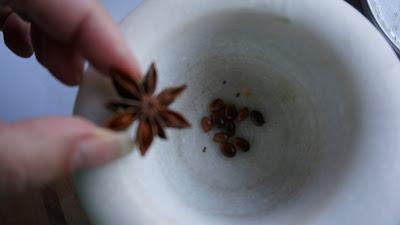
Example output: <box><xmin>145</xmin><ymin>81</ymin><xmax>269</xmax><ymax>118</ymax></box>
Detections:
<box><xmin>220</xmin><ymin>142</ymin><xmax>236</xmax><ymax>158</ymax></box>
<box><xmin>237</xmin><ymin>107</ymin><xmax>249</xmax><ymax>121</ymax></box>
<box><xmin>234</xmin><ymin>137</ymin><xmax>250</xmax><ymax>152</ymax></box>
<box><xmin>209</xmin><ymin>99</ymin><xmax>225</xmax><ymax>112</ymax></box>
<box><xmin>213</xmin><ymin>132</ymin><xmax>229</xmax><ymax>143</ymax></box>
<box><xmin>201</xmin><ymin>116</ymin><xmax>213</xmax><ymax>132</ymax></box>
<box><xmin>225</xmin><ymin>122</ymin><xmax>236</xmax><ymax>137</ymax></box>
<box><xmin>250</xmin><ymin>110</ymin><xmax>266</xmax><ymax>126</ymax></box>
<box><xmin>225</xmin><ymin>104</ymin><xmax>238</xmax><ymax>120</ymax></box>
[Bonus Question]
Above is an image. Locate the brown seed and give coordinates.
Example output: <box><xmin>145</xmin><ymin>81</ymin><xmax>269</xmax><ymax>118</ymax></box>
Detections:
<box><xmin>225</xmin><ymin>122</ymin><xmax>236</xmax><ymax>137</ymax></box>
<box><xmin>235</xmin><ymin>92</ymin><xmax>241</xmax><ymax>98</ymax></box>
<box><xmin>225</xmin><ymin>104</ymin><xmax>238</xmax><ymax>120</ymax></box>
<box><xmin>202</xmin><ymin>147</ymin><xmax>207</xmax><ymax>152</ymax></box>
<box><xmin>211</xmin><ymin>111</ymin><xmax>227</xmax><ymax>128</ymax></box>
<box><xmin>201</xmin><ymin>116</ymin><xmax>213</xmax><ymax>132</ymax></box>
<box><xmin>213</xmin><ymin>132</ymin><xmax>229</xmax><ymax>143</ymax></box>
<box><xmin>237</xmin><ymin>107</ymin><xmax>249</xmax><ymax>121</ymax></box>
<box><xmin>222</xmin><ymin>80</ymin><xmax>227</xmax><ymax>85</ymax></box>
<box><xmin>250</xmin><ymin>110</ymin><xmax>266</xmax><ymax>126</ymax></box>
<box><xmin>220</xmin><ymin>142</ymin><xmax>236</xmax><ymax>158</ymax></box>
<box><xmin>209</xmin><ymin>98</ymin><xmax>225</xmax><ymax>112</ymax></box>
<box><xmin>234</xmin><ymin>137</ymin><xmax>250</xmax><ymax>152</ymax></box>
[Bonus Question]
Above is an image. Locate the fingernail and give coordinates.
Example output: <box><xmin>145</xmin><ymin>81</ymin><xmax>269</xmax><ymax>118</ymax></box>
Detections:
<box><xmin>72</xmin><ymin>128</ymin><xmax>134</xmax><ymax>171</ymax></box>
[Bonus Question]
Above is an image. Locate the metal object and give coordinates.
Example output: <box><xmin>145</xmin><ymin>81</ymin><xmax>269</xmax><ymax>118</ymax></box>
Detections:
<box><xmin>362</xmin><ymin>0</ymin><xmax>400</xmax><ymax>54</ymax></box>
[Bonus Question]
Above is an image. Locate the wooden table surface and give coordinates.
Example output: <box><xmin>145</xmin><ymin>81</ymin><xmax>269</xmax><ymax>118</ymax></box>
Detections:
<box><xmin>0</xmin><ymin>178</ymin><xmax>91</xmax><ymax>225</ymax></box>
<box><xmin>0</xmin><ymin>1</ymin><xmax>364</xmax><ymax>225</ymax></box>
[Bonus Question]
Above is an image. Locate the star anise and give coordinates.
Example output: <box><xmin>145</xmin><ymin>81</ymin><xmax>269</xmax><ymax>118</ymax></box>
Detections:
<box><xmin>104</xmin><ymin>63</ymin><xmax>191</xmax><ymax>155</ymax></box>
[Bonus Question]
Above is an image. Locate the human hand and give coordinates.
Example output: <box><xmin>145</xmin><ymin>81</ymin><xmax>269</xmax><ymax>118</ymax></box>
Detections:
<box><xmin>0</xmin><ymin>0</ymin><xmax>139</xmax><ymax>195</ymax></box>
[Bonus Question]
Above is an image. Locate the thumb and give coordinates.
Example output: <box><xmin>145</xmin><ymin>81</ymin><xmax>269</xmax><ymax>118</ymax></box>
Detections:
<box><xmin>0</xmin><ymin>116</ymin><xmax>132</xmax><ymax>195</ymax></box>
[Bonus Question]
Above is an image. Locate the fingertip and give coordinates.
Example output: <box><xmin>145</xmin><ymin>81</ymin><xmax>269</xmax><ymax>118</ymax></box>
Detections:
<box><xmin>0</xmin><ymin>117</ymin><xmax>95</xmax><ymax>192</ymax></box>
<box><xmin>71</xmin><ymin>128</ymin><xmax>126</xmax><ymax>171</ymax></box>
<box><xmin>80</xmin><ymin>28</ymin><xmax>141</xmax><ymax>81</ymax></box>
<box><xmin>0</xmin><ymin>117</ymin><xmax>134</xmax><ymax>193</ymax></box>
<box><xmin>104</xmin><ymin>52</ymin><xmax>141</xmax><ymax>82</ymax></box>
<box><xmin>65</xmin><ymin>3</ymin><xmax>141</xmax><ymax>81</ymax></box>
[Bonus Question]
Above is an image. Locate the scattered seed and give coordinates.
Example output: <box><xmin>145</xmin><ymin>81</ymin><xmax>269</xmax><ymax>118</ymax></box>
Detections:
<box><xmin>201</xmin><ymin>116</ymin><xmax>213</xmax><ymax>132</ymax></box>
<box><xmin>202</xmin><ymin>147</ymin><xmax>207</xmax><ymax>152</ymax></box>
<box><xmin>237</xmin><ymin>107</ymin><xmax>249</xmax><ymax>121</ymax></box>
<box><xmin>250</xmin><ymin>110</ymin><xmax>266</xmax><ymax>126</ymax></box>
<box><xmin>225</xmin><ymin>104</ymin><xmax>238</xmax><ymax>120</ymax></box>
<box><xmin>209</xmin><ymin>99</ymin><xmax>225</xmax><ymax>112</ymax></box>
<box><xmin>220</xmin><ymin>142</ymin><xmax>236</xmax><ymax>158</ymax></box>
<box><xmin>222</xmin><ymin>80</ymin><xmax>227</xmax><ymax>85</ymax></box>
<box><xmin>202</xmin><ymin>98</ymin><xmax>265</xmax><ymax>158</ymax></box>
<box><xmin>225</xmin><ymin>122</ymin><xmax>236</xmax><ymax>137</ymax></box>
<box><xmin>213</xmin><ymin>132</ymin><xmax>229</xmax><ymax>143</ymax></box>
<box><xmin>234</xmin><ymin>137</ymin><xmax>250</xmax><ymax>152</ymax></box>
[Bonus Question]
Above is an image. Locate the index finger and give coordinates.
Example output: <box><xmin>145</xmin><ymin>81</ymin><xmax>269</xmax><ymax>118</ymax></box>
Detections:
<box><xmin>10</xmin><ymin>0</ymin><xmax>141</xmax><ymax>80</ymax></box>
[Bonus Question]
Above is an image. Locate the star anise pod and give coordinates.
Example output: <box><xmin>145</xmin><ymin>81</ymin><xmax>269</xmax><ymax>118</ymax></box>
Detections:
<box><xmin>104</xmin><ymin>63</ymin><xmax>191</xmax><ymax>155</ymax></box>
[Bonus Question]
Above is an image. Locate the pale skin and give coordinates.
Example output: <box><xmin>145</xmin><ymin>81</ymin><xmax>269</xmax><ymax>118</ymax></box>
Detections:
<box><xmin>0</xmin><ymin>0</ymin><xmax>140</xmax><ymax>195</ymax></box>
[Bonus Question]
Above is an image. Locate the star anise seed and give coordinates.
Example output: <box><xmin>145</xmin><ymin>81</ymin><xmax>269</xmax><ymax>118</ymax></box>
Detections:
<box><xmin>105</xmin><ymin>63</ymin><xmax>191</xmax><ymax>155</ymax></box>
